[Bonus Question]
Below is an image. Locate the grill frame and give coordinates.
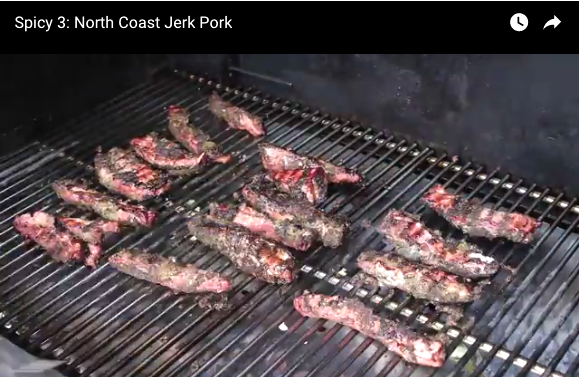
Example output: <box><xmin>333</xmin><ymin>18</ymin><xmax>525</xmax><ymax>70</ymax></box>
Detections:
<box><xmin>0</xmin><ymin>69</ymin><xmax>577</xmax><ymax>377</ymax></box>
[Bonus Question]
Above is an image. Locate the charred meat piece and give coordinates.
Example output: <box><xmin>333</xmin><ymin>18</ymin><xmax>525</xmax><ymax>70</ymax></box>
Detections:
<box><xmin>130</xmin><ymin>132</ymin><xmax>207</xmax><ymax>172</ymax></box>
<box><xmin>187</xmin><ymin>214</ymin><xmax>295</xmax><ymax>284</ymax></box>
<box><xmin>109</xmin><ymin>249</ymin><xmax>232</xmax><ymax>294</ymax></box>
<box><xmin>85</xmin><ymin>244</ymin><xmax>103</xmax><ymax>269</ymax></box>
<box><xmin>357</xmin><ymin>250</ymin><xmax>482</xmax><ymax>303</ymax></box>
<box><xmin>168</xmin><ymin>105</ymin><xmax>232</xmax><ymax>164</ymax></box>
<box><xmin>209</xmin><ymin>202</ymin><xmax>316</xmax><ymax>251</ymax></box>
<box><xmin>58</xmin><ymin>217</ymin><xmax>120</xmax><ymax>245</ymax></box>
<box><xmin>13</xmin><ymin>212</ymin><xmax>84</xmax><ymax>263</ymax></box>
<box><xmin>422</xmin><ymin>185</ymin><xmax>541</xmax><ymax>244</ymax></box>
<box><xmin>378</xmin><ymin>210</ymin><xmax>499</xmax><ymax>278</ymax></box>
<box><xmin>259</xmin><ymin>142</ymin><xmax>362</xmax><ymax>184</ymax></box>
<box><xmin>208</xmin><ymin>92</ymin><xmax>265</xmax><ymax>137</ymax></box>
<box><xmin>52</xmin><ymin>180</ymin><xmax>156</xmax><ymax>227</ymax></box>
<box><xmin>242</xmin><ymin>175</ymin><xmax>348</xmax><ymax>248</ymax></box>
<box><xmin>58</xmin><ymin>217</ymin><xmax>121</xmax><ymax>269</ymax></box>
<box><xmin>267</xmin><ymin>168</ymin><xmax>328</xmax><ymax>205</ymax></box>
<box><xmin>94</xmin><ymin>147</ymin><xmax>172</xmax><ymax>201</ymax></box>
<box><xmin>294</xmin><ymin>291</ymin><xmax>446</xmax><ymax>367</ymax></box>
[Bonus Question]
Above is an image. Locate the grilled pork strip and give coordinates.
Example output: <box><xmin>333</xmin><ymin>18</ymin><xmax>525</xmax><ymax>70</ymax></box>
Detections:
<box><xmin>208</xmin><ymin>202</ymin><xmax>316</xmax><ymax>251</ymax></box>
<box><xmin>187</xmin><ymin>214</ymin><xmax>295</xmax><ymax>284</ymax></box>
<box><xmin>259</xmin><ymin>142</ymin><xmax>362</xmax><ymax>184</ymax></box>
<box><xmin>58</xmin><ymin>217</ymin><xmax>120</xmax><ymax>245</ymax></box>
<box><xmin>109</xmin><ymin>249</ymin><xmax>232</xmax><ymax>294</ymax></box>
<box><xmin>85</xmin><ymin>244</ymin><xmax>103</xmax><ymax>269</ymax></box>
<box><xmin>13</xmin><ymin>212</ymin><xmax>84</xmax><ymax>263</ymax></box>
<box><xmin>294</xmin><ymin>292</ymin><xmax>446</xmax><ymax>367</ymax></box>
<box><xmin>421</xmin><ymin>185</ymin><xmax>541</xmax><ymax>244</ymax></box>
<box><xmin>267</xmin><ymin>167</ymin><xmax>328</xmax><ymax>205</ymax></box>
<box><xmin>167</xmin><ymin>105</ymin><xmax>232</xmax><ymax>164</ymax></box>
<box><xmin>130</xmin><ymin>132</ymin><xmax>208</xmax><ymax>172</ymax></box>
<box><xmin>58</xmin><ymin>217</ymin><xmax>121</xmax><ymax>268</ymax></box>
<box><xmin>242</xmin><ymin>175</ymin><xmax>348</xmax><ymax>248</ymax></box>
<box><xmin>94</xmin><ymin>147</ymin><xmax>172</xmax><ymax>201</ymax></box>
<box><xmin>208</xmin><ymin>93</ymin><xmax>265</xmax><ymax>137</ymax></box>
<box><xmin>357</xmin><ymin>250</ymin><xmax>481</xmax><ymax>303</ymax></box>
<box><xmin>378</xmin><ymin>210</ymin><xmax>499</xmax><ymax>278</ymax></box>
<box><xmin>52</xmin><ymin>180</ymin><xmax>156</xmax><ymax>227</ymax></box>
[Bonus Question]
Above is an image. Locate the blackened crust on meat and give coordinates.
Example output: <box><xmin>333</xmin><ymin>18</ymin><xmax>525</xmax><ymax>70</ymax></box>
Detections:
<box><xmin>52</xmin><ymin>180</ymin><xmax>156</xmax><ymax>227</ymax></box>
<box><xmin>86</xmin><ymin>244</ymin><xmax>103</xmax><ymax>269</ymax></box>
<box><xmin>187</xmin><ymin>214</ymin><xmax>295</xmax><ymax>284</ymax></box>
<box><xmin>267</xmin><ymin>167</ymin><xmax>328</xmax><ymax>205</ymax></box>
<box><xmin>208</xmin><ymin>93</ymin><xmax>265</xmax><ymax>137</ymax></box>
<box><xmin>209</xmin><ymin>202</ymin><xmax>316</xmax><ymax>251</ymax></box>
<box><xmin>378</xmin><ymin>210</ymin><xmax>499</xmax><ymax>278</ymax></box>
<box><xmin>94</xmin><ymin>147</ymin><xmax>172</xmax><ymax>201</ymax></box>
<box><xmin>130</xmin><ymin>133</ymin><xmax>208</xmax><ymax>171</ymax></box>
<box><xmin>421</xmin><ymin>185</ymin><xmax>542</xmax><ymax>244</ymax></box>
<box><xmin>293</xmin><ymin>292</ymin><xmax>446</xmax><ymax>367</ymax></box>
<box><xmin>108</xmin><ymin>249</ymin><xmax>233</xmax><ymax>294</ymax></box>
<box><xmin>357</xmin><ymin>250</ymin><xmax>482</xmax><ymax>303</ymax></box>
<box><xmin>258</xmin><ymin>142</ymin><xmax>362</xmax><ymax>184</ymax></box>
<box><xmin>242</xmin><ymin>175</ymin><xmax>348</xmax><ymax>248</ymax></box>
<box><xmin>58</xmin><ymin>217</ymin><xmax>121</xmax><ymax>245</ymax></box>
<box><xmin>13</xmin><ymin>212</ymin><xmax>84</xmax><ymax>263</ymax></box>
<box><xmin>168</xmin><ymin>105</ymin><xmax>232</xmax><ymax>164</ymax></box>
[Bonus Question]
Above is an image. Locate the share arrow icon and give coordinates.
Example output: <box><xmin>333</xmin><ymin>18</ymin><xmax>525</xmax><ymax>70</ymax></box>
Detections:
<box><xmin>543</xmin><ymin>16</ymin><xmax>561</xmax><ymax>29</ymax></box>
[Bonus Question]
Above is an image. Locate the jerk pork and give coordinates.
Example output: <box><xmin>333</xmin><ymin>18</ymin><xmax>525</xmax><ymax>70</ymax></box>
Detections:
<box><xmin>242</xmin><ymin>175</ymin><xmax>348</xmax><ymax>248</ymax></box>
<box><xmin>421</xmin><ymin>185</ymin><xmax>541</xmax><ymax>244</ymax></box>
<box><xmin>209</xmin><ymin>202</ymin><xmax>316</xmax><ymax>251</ymax></box>
<box><xmin>52</xmin><ymin>180</ymin><xmax>157</xmax><ymax>227</ymax></box>
<box><xmin>378</xmin><ymin>210</ymin><xmax>499</xmax><ymax>278</ymax></box>
<box><xmin>109</xmin><ymin>249</ymin><xmax>233</xmax><ymax>294</ymax></box>
<box><xmin>357</xmin><ymin>250</ymin><xmax>482</xmax><ymax>303</ymax></box>
<box><xmin>58</xmin><ymin>217</ymin><xmax>121</xmax><ymax>268</ymax></box>
<box><xmin>167</xmin><ymin>105</ymin><xmax>232</xmax><ymax>164</ymax></box>
<box><xmin>130</xmin><ymin>132</ymin><xmax>207</xmax><ymax>174</ymax></box>
<box><xmin>259</xmin><ymin>142</ymin><xmax>362</xmax><ymax>184</ymax></box>
<box><xmin>14</xmin><ymin>212</ymin><xmax>84</xmax><ymax>264</ymax></box>
<box><xmin>267</xmin><ymin>167</ymin><xmax>328</xmax><ymax>205</ymax></box>
<box><xmin>187</xmin><ymin>214</ymin><xmax>295</xmax><ymax>284</ymax></box>
<box><xmin>94</xmin><ymin>147</ymin><xmax>172</xmax><ymax>201</ymax></box>
<box><xmin>208</xmin><ymin>93</ymin><xmax>265</xmax><ymax>137</ymax></box>
<box><xmin>294</xmin><ymin>291</ymin><xmax>446</xmax><ymax>367</ymax></box>
<box><xmin>58</xmin><ymin>217</ymin><xmax>120</xmax><ymax>245</ymax></box>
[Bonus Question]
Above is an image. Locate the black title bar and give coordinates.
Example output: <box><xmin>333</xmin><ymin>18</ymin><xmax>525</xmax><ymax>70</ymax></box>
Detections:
<box><xmin>2</xmin><ymin>1</ymin><xmax>578</xmax><ymax>52</ymax></box>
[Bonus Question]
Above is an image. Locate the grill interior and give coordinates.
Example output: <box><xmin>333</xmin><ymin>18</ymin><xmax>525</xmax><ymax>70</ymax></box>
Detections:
<box><xmin>0</xmin><ymin>70</ymin><xmax>578</xmax><ymax>377</ymax></box>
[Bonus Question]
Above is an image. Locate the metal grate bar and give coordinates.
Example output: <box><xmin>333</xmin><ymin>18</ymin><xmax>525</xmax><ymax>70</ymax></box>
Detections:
<box><xmin>0</xmin><ymin>86</ymin><xmax>284</xmax><ymax>302</ymax></box>
<box><xmin>0</xmin><ymin>71</ymin><xmax>576</xmax><ymax>377</ymax></box>
<box><xmin>483</xmin><ymin>227</ymin><xmax>579</xmax><ymax>377</ymax></box>
<box><xmin>2</xmin><ymin>75</ymin><xmax>358</xmax><ymax>374</ymax></box>
<box><xmin>521</xmin><ymin>323</ymin><xmax>579</xmax><ymax>377</ymax></box>
<box><xmin>0</xmin><ymin>77</ymin><xmax>184</xmax><ymax>183</ymax></box>
<box><xmin>450</xmin><ymin>200</ymin><xmax>577</xmax><ymax>377</ymax></box>
<box><xmin>223</xmin><ymin>161</ymin><xmax>516</xmax><ymax>375</ymax></box>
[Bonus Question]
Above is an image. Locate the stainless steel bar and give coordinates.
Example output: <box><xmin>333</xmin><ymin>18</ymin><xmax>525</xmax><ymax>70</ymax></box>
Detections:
<box><xmin>262</xmin><ymin>162</ymin><xmax>493</xmax><ymax>377</ymax></box>
<box><xmin>516</xmin><ymin>299</ymin><xmax>579</xmax><ymax>377</ymax></box>
<box><xmin>0</xmin><ymin>72</ymin><xmax>576</xmax><ymax>377</ymax></box>
<box><xmin>450</xmin><ymin>197</ymin><xmax>576</xmax><ymax>376</ymax></box>
<box><xmin>470</xmin><ymin>221</ymin><xmax>579</xmax><ymax>377</ymax></box>
<box><xmin>0</xmin><ymin>89</ymin><xmax>279</xmax><ymax>318</ymax></box>
<box><xmin>10</xmin><ymin>96</ymin><xmax>336</xmax><ymax>374</ymax></box>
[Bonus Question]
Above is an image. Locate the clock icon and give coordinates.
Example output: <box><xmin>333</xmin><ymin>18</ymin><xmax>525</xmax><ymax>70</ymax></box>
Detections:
<box><xmin>510</xmin><ymin>13</ymin><xmax>529</xmax><ymax>31</ymax></box>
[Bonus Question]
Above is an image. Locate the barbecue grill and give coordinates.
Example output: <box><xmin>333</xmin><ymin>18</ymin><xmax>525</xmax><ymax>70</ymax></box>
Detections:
<box><xmin>0</xmin><ymin>54</ymin><xmax>577</xmax><ymax>377</ymax></box>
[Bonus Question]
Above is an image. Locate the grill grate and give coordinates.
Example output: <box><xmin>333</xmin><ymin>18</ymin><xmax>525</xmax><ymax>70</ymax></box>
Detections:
<box><xmin>0</xmin><ymin>70</ymin><xmax>577</xmax><ymax>377</ymax></box>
